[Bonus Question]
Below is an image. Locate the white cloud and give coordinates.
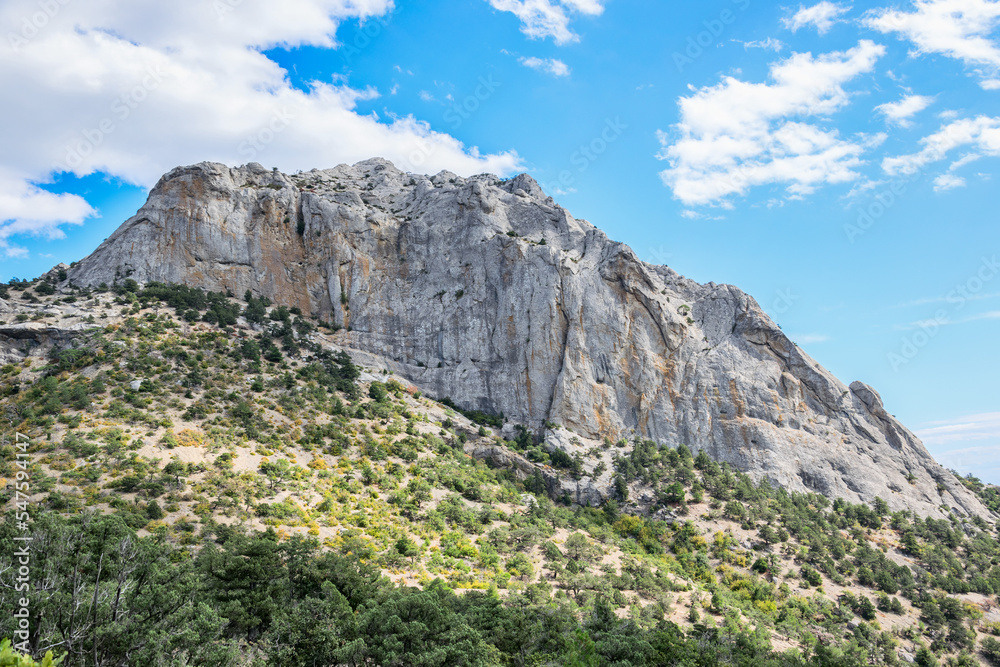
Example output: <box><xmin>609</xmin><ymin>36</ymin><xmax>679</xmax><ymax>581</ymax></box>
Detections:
<box><xmin>657</xmin><ymin>41</ymin><xmax>885</xmax><ymax>207</ymax></box>
<box><xmin>863</xmin><ymin>0</ymin><xmax>1000</xmax><ymax>88</ymax></box>
<box><xmin>518</xmin><ymin>56</ymin><xmax>571</xmax><ymax>76</ymax></box>
<box><xmin>737</xmin><ymin>37</ymin><xmax>786</xmax><ymax>51</ymax></box>
<box><xmin>902</xmin><ymin>309</ymin><xmax>1000</xmax><ymax>328</ymax></box>
<box><xmin>918</xmin><ymin>413</ymin><xmax>1000</xmax><ymax>491</ymax></box>
<box><xmin>875</xmin><ymin>94</ymin><xmax>934</xmax><ymax>127</ymax></box>
<box><xmin>843</xmin><ymin>177</ymin><xmax>887</xmax><ymax>199</ymax></box>
<box><xmin>782</xmin><ymin>2</ymin><xmax>852</xmax><ymax>34</ymax></box>
<box><xmin>561</xmin><ymin>0</ymin><xmax>603</xmax><ymax>12</ymax></box>
<box><xmin>679</xmin><ymin>209</ymin><xmax>723</xmax><ymax>220</ymax></box>
<box><xmin>895</xmin><ymin>290</ymin><xmax>1000</xmax><ymax>307</ymax></box>
<box><xmin>964</xmin><ymin>310</ymin><xmax>1000</xmax><ymax>321</ymax></box>
<box><xmin>882</xmin><ymin>115</ymin><xmax>1000</xmax><ymax>175</ymax></box>
<box><xmin>0</xmin><ymin>0</ymin><xmax>522</xmax><ymax>255</ymax></box>
<box><xmin>0</xmin><ymin>168</ymin><xmax>96</xmax><ymax>256</ymax></box>
<box><xmin>917</xmin><ymin>412</ymin><xmax>1000</xmax><ymax>446</ymax></box>
<box><xmin>933</xmin><ymin>173</ymin><xmax>967</xmax><ymax>189</ymax></box>
<box><xmin>932</xmin><ymin>446</ymin><xmax>1000</xmax><ymax>483</ymax></box>
<box><xmin>789</xmin><ymin>333</ymin><xmax>831</xmax><ymax>343</ymax></box>
<box><xmin>948</xmin><ymin>152</ymin><xmax>983</xmax><ymax>170</ymax></box>
<box><xmin>486</xmin><ymin>0</ymin><xmax>603</xmax><ymax>45</ymax></box>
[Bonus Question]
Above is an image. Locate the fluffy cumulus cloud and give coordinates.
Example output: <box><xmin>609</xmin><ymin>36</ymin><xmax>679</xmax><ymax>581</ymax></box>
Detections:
<box><xmin>487</xmin><ymin>0</ymin><xmax>603</xmax><ymax>45</ymax></box>
<box><xmin>518</xmin><ymin>56</ymin><xmax>571</xmax><ymax>76</ymax></box>
<box><xmin>0</xmin><ymin>0</ymin><xmax>522</xmax><ymax>256</ymax></box>
<box><xmin>657</xmin><ymin>41</ymin><xmax>885</xmax><ymax>207</ymax></box>
<box><xmin>782</xmin><ymin>2</ymin><xmax>852</xmax><ymax>34</ymax></box>
<box><xmin>875</xmin><ymin>94</ymin><xmax>935</xmax><ymax>127</ymax></box>
<box><xmin>882</xmin><ymin>115</ymin><xmax>1000</xmax><ymax>175</ymax></box>
<box><xmin>863</xmin><ymin>0</ymin><xmax>1000</xmax><ymax>89</ymax></box>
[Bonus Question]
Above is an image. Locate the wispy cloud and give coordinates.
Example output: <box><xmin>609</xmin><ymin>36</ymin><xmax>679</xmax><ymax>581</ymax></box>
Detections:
<box><xmin>789</xmin><ymin>333</ymin><xmax>831</xmax><ymax>344</ymax></box>
<box><xmin>882</xmin><ymin>115</ymin><xmax>1000</xmax><ymax>177</ymax></box>
<box><xmin>875</xmin><ymin>94</ymin><xmax>934</xmax><ymax>128</ymax></box>
<box><xmin>487</xmin><ymin>0</ymin><xmax>604</xmax><ymax>45</ymax></box>
<box><xmin>782</xmin><ymin>1</ymin><xmax>852</xmax><ymax>34</ymax></box>
<box><xmin>680</xmin><ymin>209</ymin><xmax>724</xmax><ymax>220</ymax></box>
<box><xmin>901</xmin><ymin>310</ymin><xmax>1000</xmax><ymax>329</ymax></box>
<box><xmin>863</xmin><ymin>0</ymin><xmax>1000</xmax><ymax>89</ymax></box>
<box><xmin>932</xmin><ymin>445</ymin><xmax>1000</xmax><ymax>484</ymax></box>
<box><xmin>918</xmin><ymin>412</ymin><xmax>1000</xmax><ymax>483</ymax></box>
<box><xmin>949</xmin><ymin>153</ymin><xmax>983</xmax><ymax>171</ymax></box>
<box><xmin>933</xmin><ymin>173</ymin><xmax>967</xmax><ymax>191</ymax></box>
<box><xmin>518</xmin><ymin>56</ymin><xmax>571</xmax><ymax>77</ymax></box>
<box><xmin>918</xmin><ymin>411</ymin><xmax>1000</xmax><ymax>445</ymax></box>
<box><xmin>736</xmin><ymin>37</ymin><xmax>785</xmax><ymax>51</ymax></box>
<box><xmin>894</xmin><ymin>291</ymin><xmax>1000</xmax><ymax>307</ymax></box>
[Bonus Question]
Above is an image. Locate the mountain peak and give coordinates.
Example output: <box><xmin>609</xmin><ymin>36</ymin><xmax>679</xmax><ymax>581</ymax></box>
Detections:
<box><xmin>66</xmin><ymin>160</ymin><xmax>990</xmax><ymax>520</ymax></box>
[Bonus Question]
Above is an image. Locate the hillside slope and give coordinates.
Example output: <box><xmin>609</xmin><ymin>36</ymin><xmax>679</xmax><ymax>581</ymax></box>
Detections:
<box><xmin>1</xmin><ymin>283</ymin><xmax>999</xmax><ymax>666</ymax></box>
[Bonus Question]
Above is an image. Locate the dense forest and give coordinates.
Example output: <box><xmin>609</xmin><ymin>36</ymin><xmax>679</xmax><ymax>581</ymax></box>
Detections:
<box><xmin>1</xmin><ymin>276</ymin><xmax>1000</xmax><ymax>666</ymax></box>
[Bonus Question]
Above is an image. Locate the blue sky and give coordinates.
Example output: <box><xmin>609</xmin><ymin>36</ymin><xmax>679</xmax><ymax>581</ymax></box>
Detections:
<box><xmin>1</xmin><ymin>0</ymin><xmax>998</xmax><ymax>481</ymax></box>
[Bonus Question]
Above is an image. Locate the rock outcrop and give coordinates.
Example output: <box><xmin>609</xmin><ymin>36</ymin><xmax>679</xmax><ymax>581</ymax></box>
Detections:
<box><xmin>67</xmin><ymin>159</ymin><xmax>989</xmax><ymax>519</ymax></box>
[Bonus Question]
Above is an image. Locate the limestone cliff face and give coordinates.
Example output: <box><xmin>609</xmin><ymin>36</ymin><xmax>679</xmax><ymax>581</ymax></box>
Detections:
<box><xmin>69</xmin><ymin>159</ymin><xmax>988</xmax><ymax>519</ymax></box>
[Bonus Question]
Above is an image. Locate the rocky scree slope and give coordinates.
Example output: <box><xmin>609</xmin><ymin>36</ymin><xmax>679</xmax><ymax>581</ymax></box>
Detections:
<box><xmin>67</xmin><ymin>159</ymin><xmax>988</xmax><ymax>519</ymax></box>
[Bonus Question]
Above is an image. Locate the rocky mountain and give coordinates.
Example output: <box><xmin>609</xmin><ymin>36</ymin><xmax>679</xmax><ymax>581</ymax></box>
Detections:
<box><xmin>66</xmin><ymin>159</ymin><xmax>988</xmax><ymax>519</ymax></box>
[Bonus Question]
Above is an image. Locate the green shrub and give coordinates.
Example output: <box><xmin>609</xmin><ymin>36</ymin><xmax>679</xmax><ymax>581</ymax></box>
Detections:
<box><xmin>983</xmin><ymin>637</ymin><xmax>1000</xmax><ymax>666</ymax></box>
<box><xmin>0</xmin><ymin>638</ymin><xmax>63</xmax><ymax>666</ymax></box>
